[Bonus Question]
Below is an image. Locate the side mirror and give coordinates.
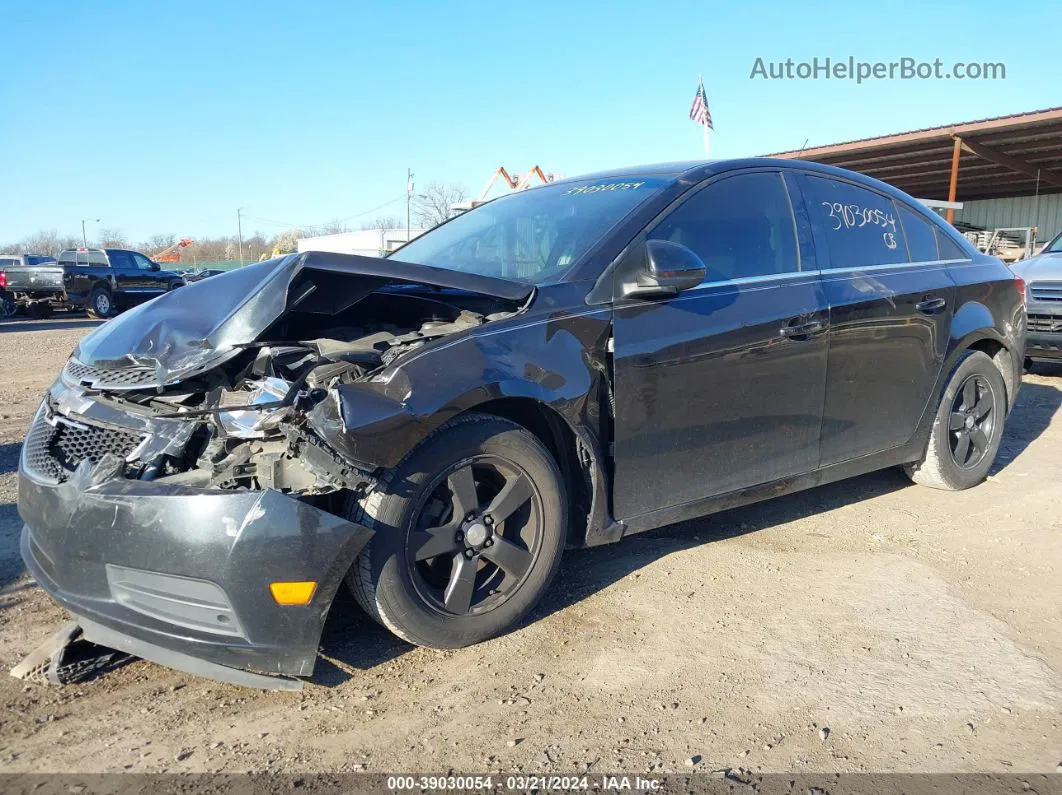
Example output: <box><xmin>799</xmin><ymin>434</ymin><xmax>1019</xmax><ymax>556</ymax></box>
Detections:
<box><xmin>621</xmin><ymin>239</ymin><xmax>706</xmax><ymax>299</ymax></box>
<box><xmin>149</xmin><ymin>261</ymin><xmax>161</xmax><ymax>271</ymax></box>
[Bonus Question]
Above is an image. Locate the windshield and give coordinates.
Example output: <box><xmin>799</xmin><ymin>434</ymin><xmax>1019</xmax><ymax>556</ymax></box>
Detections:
<box><xmin>1046</xmin><ymin>231</ymin><xmax>1062</xmax><ymax>253</ymax></box>
<box><xmin>392</xmin><ymin>176</ymin><xmax>670</xmax><ymax>283</ymax></box>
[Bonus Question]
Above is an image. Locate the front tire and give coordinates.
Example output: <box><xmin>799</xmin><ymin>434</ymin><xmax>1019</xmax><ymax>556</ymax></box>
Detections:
<box><xmin>905</xmin><ymin>350</ymin><xmax>1007</xmax><ymax>490</ymax></box>
<box><xmin>346</xmin><ymin>413</ymin><xmax>566</xmax><ymax>649</ymax></box>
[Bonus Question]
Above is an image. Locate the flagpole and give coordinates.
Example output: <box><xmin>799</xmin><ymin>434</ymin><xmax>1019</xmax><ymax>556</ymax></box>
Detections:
<box><xmin>703</xmin><ymin>122</ymin><xmax>710</xmax><ymax>155</ymax></box>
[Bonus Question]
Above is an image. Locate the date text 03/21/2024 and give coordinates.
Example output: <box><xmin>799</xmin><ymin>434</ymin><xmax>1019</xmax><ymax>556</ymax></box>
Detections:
<box><xmin>385</xmin><ymin>775</ymin><xmax>663</xmax><ymax>791</ymax></box>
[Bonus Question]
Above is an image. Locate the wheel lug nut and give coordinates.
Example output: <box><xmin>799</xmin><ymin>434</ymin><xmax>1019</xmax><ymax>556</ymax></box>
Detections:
<box><xmin>485</xmin><ymin>538</ymin><xmax>493</xmax><ymax>547</ymax></box>
<box><xmin>484</xmin><ymin>515</ymin><xmax>493</xmax><ymax>525</ymax></box>
<box><xmin>466</xmin><ymin>512</ymin><xmax>476</xmax><ymax>522</ymax></box>
<box><xmin>455</xmin><ymin>531</ymin><xmax>463</xmax><ymax>541</ymax></box>
<box><xmin>465</xmin><ymin>549</ymin><xmax>475</xmax><ymax>559</ymax></box>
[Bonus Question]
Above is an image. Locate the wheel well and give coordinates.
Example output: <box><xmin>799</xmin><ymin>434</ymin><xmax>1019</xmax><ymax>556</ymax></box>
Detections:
<box><xmin>965</xmin><ymin>338</ymin><xmax>1015</xmax><ymax>411</ymax></box>
<box><xmin>465</xmin><ymin>398</ymin><xmax>593</xmax><ymax>548</ymax></box>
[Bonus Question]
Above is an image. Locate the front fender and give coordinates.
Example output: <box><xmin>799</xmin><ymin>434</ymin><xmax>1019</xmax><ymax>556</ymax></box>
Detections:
<box><xmin>308</xmin><ymin>307</ymin><xmax>613</xmax><ymax>471</ymax></box>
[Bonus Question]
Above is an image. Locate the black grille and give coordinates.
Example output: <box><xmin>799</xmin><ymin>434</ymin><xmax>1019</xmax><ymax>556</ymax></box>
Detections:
<box><xmin>63</xmin><ymin>359</ymin><xmax>158</xmax><ymax>390</ymax></box>
<box><xmin>22</xmin><ymin>412</ymin><xmax>145</xmax><ymax>483</ymax></box>
<box><xmin>22</xmin><ymin>412</ymin><xmax>64</xmax><ymax>482</ymax></box>
<box><xmin>1027</xmin><ymin>314</ymin><xmax>1062</xmax><ymax>333</ymax></box>
<box><xmin>1029</xmin><ymin>282</ymin><xmax>1062</xmax><ymax>303</ymax></box>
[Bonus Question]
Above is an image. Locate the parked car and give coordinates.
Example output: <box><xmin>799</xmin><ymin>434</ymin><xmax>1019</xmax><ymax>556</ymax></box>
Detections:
<box><xmin>178</xmin><ymin>268</ymin><xmax>226</xmax><ymax>283</ymax></box>
<box><xmin>1011</xmin><ymin>231</ymin><xmax>1062</xmax><ymax>366</ymax></box>
<box><xmin>1</xmin><ymin>247</ymin><xmax>184</xmax><ymax>318</ymax></box>
<box><xmin>17</xmin><ymin>159</ymin><xmax>1025</xmax><ymax>689</ymax></box>
<box><xmin>1</xmin><ymin>253</ymin><xmax>58</xmax><ymax>316</ymax></box>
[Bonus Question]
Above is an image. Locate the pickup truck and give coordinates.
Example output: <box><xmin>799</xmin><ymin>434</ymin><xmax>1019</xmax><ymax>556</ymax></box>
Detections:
<box><xmin>1</xmin><ymin>253</ymin><xmax>57</xmax><ymax>317</ymax></box>
<box><xmin>1</xmin><ymin>247</ymin><xmax>184</xmax><ymax>318</ymax></box>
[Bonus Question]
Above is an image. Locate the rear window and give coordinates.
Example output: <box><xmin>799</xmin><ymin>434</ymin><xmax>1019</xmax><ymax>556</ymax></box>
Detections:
<box><xmin>25</xmin><ymin>255</ymin><xmax>56</xmax><ymax>266</ymax></box>
<box><xmin>0</xmin><ymin>257</ymin><xmax>19</xmax><ymax>267</ymax></box>
<box><xmin>59</xmin><ymin>250</ymin><xmax>108</xmax><ymax>266</ymax></box>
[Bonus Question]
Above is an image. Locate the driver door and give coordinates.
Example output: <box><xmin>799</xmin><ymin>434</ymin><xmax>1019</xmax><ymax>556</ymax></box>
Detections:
<box><xmin>611</xmin><ymin>170</ymin><xmax>829</xmax><ymax>520</ymax></box>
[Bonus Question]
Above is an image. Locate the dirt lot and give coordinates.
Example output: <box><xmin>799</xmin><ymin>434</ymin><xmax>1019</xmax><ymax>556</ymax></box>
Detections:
<box><xmin>0</xmin><ymin>315</ymin><xmax>1059</xmax><ymax>775</ymax></box>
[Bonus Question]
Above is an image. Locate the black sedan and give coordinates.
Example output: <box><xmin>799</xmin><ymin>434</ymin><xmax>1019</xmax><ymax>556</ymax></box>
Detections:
<box><xmin>17</xmin><ymin>158</ymin><xmax>1025</xmax><ymax>688</ymax></box>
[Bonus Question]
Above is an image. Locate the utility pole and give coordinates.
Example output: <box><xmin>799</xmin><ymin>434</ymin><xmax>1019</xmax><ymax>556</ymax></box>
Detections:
<box><xmin>81</xmin><ymin>218</ymin><xmax>99</xmax><ymax>248</ymax></box>
<box><xmin>406</xmin><ymin>168</ymin><xmax>414</xmax><ymax>243</ymax></box>
<box><xmin>237</xmin><ymin>208</ymin><xmax>245</xmax><ymax>266</ymax></box>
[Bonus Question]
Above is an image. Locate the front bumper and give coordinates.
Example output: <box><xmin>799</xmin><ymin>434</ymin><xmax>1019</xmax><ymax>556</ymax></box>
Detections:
<box><xmin>1026</xmin><ymin>331</ymin><xmax>1062</xmax><ymax>360</ymax></box>
<box><xmin>19</xmin><ymin>457</ymin><xmax>372</xmax><ymax>688</ymax></box>
<box><xmin>1025</xmin><ymin>309</ymin><xmax>1062</xmax><ymax>361</ymax></box>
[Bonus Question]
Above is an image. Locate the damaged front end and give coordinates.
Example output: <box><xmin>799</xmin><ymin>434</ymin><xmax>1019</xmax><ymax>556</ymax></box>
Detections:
<box><xmin>16</xmin><ymin>252</ymin><xmax>533</xmax><ymax>688</ymax></box>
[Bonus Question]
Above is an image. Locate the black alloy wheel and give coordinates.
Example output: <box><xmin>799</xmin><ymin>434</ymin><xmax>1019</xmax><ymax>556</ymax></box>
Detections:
<box><xmin>345</xmin><ymin>413</ymin><xmax>567</xmax><ymax>649</ymax></box>
<box><xmin>407</xmin><ymin>456</ymin><xmax>542</xmax><ymax>616</ymax></box>
<box><xmin>948</xmin><ymin>374</ymin><xmax>995</xmax><ymax>469</ymax></box>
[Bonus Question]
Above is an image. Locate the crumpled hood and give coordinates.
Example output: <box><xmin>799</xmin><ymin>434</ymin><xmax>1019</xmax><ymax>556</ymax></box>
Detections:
<box><xmin>73</xmin><ymin>251</ymin><xmax>532</xmax><ymax>383</ymax></box>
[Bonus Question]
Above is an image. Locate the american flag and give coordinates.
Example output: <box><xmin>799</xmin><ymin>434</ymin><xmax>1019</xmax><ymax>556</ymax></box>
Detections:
<box><xmin>689</xmin><ymin>80</ymin><xmax>713</xmax><ymax>129</ymax></box>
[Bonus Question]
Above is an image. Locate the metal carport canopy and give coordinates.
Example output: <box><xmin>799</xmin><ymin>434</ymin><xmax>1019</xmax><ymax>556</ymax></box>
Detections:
<box><xmin>768</xmin><ymin>107</ymin><xmax>1062</xmax><ymax>216</ymax></box>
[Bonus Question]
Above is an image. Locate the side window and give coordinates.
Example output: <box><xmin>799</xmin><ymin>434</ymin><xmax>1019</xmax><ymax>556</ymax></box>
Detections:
<box><xmin>936</xmin><ymin>229</ymin><xmax>970</xmax><ymax>261</ymax></box>
<box><xmin>108</xmin><ymin>251</ymin><xmax>133</xmax><ymax>270</ymax></box>
<box><xmin>898</xmin><ymin>205</ymin><xmax>939</xmax><ymax>262</ymax></box>
<box><xmin>132</xmin><ymin>253</ymin><xmax>155</xmax><ymax>271</ymax></box>
<box><xmin>648</xmin><ymin>172</ymin><xmax>798</xmax><ymax>280</ymax></box>
<box><xmin>803</xmin><ymin>175</ymin><xmax>907</xmax><ymax>267</ymax></box>
<box><xmin>58</xmin><ymin>251</ymin><xmax>76</xmax><ymax>265</ymax></box>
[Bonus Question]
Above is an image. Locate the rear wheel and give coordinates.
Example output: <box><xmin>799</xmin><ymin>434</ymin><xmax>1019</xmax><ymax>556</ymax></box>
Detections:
<box><xmin>87</xmin><ymin>287</ymin><xmax>112</xmax><ymax>319</ymax></box>
<box><xmin>905</xmin><ymin>350</ymin><xmax>1006</xmax><ymax>490</ymax></box>
<box><xmin>346</xmin><ymin>414</ymin><xmax>566</xmax><ymax>649</ymax></box>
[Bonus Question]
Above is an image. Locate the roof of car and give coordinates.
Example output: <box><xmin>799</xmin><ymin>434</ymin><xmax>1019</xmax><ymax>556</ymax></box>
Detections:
<box><xmin>550</xmin><ymin>157</ymin><xmax>924</xmax><ymax>207</ymax></box>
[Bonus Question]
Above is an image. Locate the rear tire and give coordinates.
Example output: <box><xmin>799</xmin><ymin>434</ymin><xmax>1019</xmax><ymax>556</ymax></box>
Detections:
<box><xmin>905</xmin><ymin>350</ymin><xmax>1006</xmax><ymax>490</ymax></box>
<box><xmin>345</xmin><ymin>413</ymin><xmax>566</xmax><ymax>649</ymax></box>
<box><xmin>87</xmin><ymin>287</ymin><xmax>113</xmax><ymax>319</ymax></box>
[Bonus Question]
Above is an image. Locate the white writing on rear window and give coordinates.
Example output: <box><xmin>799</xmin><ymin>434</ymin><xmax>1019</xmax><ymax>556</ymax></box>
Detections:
<box><xmin>822</xmin><ymin>201</ymin><xmax>898</xmax><ymax>249</ymax></box>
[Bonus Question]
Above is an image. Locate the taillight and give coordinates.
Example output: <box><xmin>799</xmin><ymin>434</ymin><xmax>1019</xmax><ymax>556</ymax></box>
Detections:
<box><xmin>0</xmin><ymin>271</ymin><xmax>6</xmax><ymax>289</ymax></box>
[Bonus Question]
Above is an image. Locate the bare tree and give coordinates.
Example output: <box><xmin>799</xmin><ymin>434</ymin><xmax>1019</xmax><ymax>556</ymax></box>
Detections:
<box><xmin>97</xmin><ymin>228</ymin><xmax>128</xmax><ymax>248</ymax></box>
<box><xmin>361</xmin><ymin>215</ymin><xmax>404</xmax><ymax>231</ymax></box>
<box><xmin>270</xmin><ymin>228</ymin><xmax>304</xmax><ymax>255</ymax></box>
<box><xmin>20</xmin><ymin>230</ymin><xmax>61</xmax><ymax>256</ymax></box>
<box><xmin>314</xmin><ymin>220</ymin><xmax>352</xmax><ymax>235</ymax></box>
<box><xmin>142</xmin><ymin>233</ymin><xmax>177</xmax><ymax>255</ymax></box>
<box><xmin>413</xmin><ymin>182</ymin><xmax>468</xmax><ymax>229</ymax></box>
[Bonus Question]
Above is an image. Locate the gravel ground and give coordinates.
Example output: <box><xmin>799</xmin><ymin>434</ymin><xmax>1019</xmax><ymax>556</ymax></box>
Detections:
<box><xmin>0</xmin><ymin>314</ymin><xmax>1060</xmax><ymax>775</ymax></box>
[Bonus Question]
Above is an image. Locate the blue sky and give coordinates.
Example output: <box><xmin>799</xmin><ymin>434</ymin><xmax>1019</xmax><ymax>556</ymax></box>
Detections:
<box><xmin>1</xmin><ymin>0</ymin><xmax>1059</xmax><ymax>244</ymax></box>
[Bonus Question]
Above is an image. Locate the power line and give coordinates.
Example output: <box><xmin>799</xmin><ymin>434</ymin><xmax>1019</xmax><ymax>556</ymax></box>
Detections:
<box><xmin>240</xmin><ymin>195</ymin><xmax>407</xmax><ymax>232</ymax></box>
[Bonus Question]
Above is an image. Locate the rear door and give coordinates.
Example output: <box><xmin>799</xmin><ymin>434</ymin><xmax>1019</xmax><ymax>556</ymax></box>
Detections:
<box><xmin>797</xmin><ymin>172</ymin><xmax>955</xmax><ymax>465</ymax></box>
<box><xmin>611</xmin><ymin>170</ymin><xmax>829</xmax><ymax>519</ymax></box>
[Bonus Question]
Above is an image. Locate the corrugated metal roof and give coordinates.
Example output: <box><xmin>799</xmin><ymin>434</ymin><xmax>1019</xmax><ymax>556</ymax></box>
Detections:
<box><xmin>769</xmin><ymin>107</ymin><xmax>1062</xmax><ymax>201</ymax></box>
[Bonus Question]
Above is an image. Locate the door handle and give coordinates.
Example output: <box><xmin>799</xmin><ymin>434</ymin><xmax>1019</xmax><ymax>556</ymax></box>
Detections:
<box><xmin>780</xmin><ymin>319</ymin><xmax>826</xmax><ymax>339</ymax></box>
<box><xmin>916</xmin><ymin>296</ymin><xmax>947</xmax><ymax>313</ymax></box>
